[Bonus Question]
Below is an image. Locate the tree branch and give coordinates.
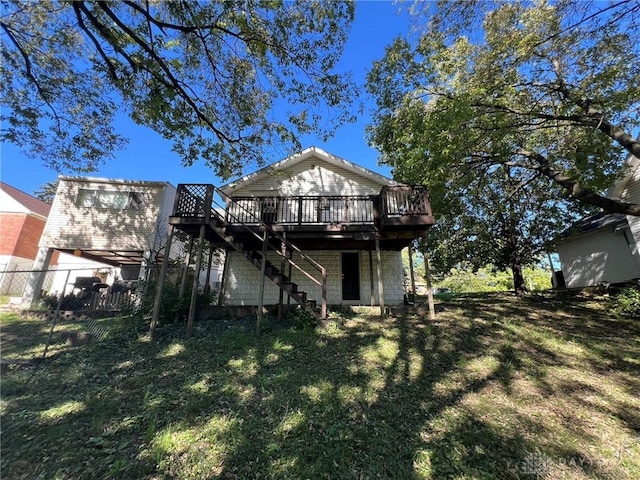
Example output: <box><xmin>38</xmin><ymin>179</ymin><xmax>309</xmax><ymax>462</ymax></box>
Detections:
<box><xmin>515</xmin><ymin>149</ymin><xmax>640</xmax><ymax>216</ymax></box>
<box><xmin>530</xmin><ymin>0</ymin><xmax>636</xmax><ymax>50</ymax></box>
<box><xmin>76</xmin><ymin>2</ymin><xmax>138</xmax><ymax>71</ymax></box>
<box><xmin>95</xmin><ymin>1</ymin><xmax>239</xmax><ymax>143</ymax></box>
<box><xmin>0</xmin><ymin>21</ymin><xmax>62</xmax><ymax>127</ymax></box>
<box><xmin>466</xmin><ymin>99</ymin><xmax>640</xmax><ymax>159</ymax></box>
<box><xmin>72</xmin><ymin>3</ymin><xmax>119</xmax><ymax>81</ymax></box>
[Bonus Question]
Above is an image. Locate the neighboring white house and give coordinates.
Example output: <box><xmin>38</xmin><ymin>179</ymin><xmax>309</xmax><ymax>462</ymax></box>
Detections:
<box><xmin>556</xmin><ymin>154</ymin><xmax>640</xmax><ymax>288</ymax></box>
<box><xmin>23</xmin><ymin>176</ymin><xmax>177</xmax><ymax>305</ymax></box>
<box><xmin>215</xmin><ymin>147</ymin><xmax>432</xmax><ymax>306</ymax></box>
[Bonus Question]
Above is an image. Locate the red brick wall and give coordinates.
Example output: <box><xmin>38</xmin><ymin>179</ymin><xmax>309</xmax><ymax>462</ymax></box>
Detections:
<box><xmin>0</xmin><ymin>213</ymin><xmax>26</xmax><ymax>256</ymax></box>
<box><xmin>0</xmin><ymin>213</ymin><xmax>46</xmax><ymax>260</ymax></box>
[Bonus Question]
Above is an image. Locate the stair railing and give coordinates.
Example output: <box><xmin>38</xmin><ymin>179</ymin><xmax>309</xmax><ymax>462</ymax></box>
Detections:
<box><xmin>205</xmin><ymin>186</ymin><xmax>327</xmax><ymax>320</ymax></box>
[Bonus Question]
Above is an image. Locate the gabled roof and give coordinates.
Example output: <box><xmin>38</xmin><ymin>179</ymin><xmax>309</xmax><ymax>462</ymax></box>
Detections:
<box><xmin>0</xmin><ymin>182</ymin><xmax>51</xmax><ymax>218</ymax></box>
<box><xmin>559</xmin><ymin>211</ymin><xmax>628</xmax><ymax>241</ymax></box>
<box><xmin>607</xmin><ymin>153</ymin><xmax>639</xmax><ymax>200</ymax></box>
<box><xmin>219</xmin><ymin>146</ymin><xmax>399</xmax><ymax>194</ymax></box>
<box><xmin>59</xmin><ymin>175</ymin><xmax>174</xmax><ymax>189</ymax></box>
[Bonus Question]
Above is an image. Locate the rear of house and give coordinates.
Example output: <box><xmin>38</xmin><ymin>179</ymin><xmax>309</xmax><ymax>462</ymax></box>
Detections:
<box><xmin>214</xmin><ymin>147</ymin><xmax>434</xmax><ymax>307</ymax></box>
<box><xmin>170</xmin><ymin>147</ymin><xmax>434</xmax><ymax>312</ymax></box>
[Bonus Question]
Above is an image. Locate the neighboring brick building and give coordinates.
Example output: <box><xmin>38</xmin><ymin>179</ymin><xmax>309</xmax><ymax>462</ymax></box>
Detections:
<box><xmin>0</xmin><ymin>182</ymin><xmax>58</xmax><ymax>294</ymax></box>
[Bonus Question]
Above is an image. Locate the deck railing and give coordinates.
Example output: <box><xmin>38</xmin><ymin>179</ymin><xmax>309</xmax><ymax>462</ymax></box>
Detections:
<box><xmin>226</xmin><ymin>195</ymin><xmax>376</xmax><ymax>225</ymax></box>
<box><xmin>173</xmin><ymin>184</ymin><xmax>432</xmax><ymax>227</ymax></box>
<box><xmin>174</xmin><ymin>184</ymin><xmax>214</xmax><ymax>220</ymax></box>
<box><xmin>172</xmin><ymin>184</ymin><xmax>328</xmax><ymax>319</ymax></box>
<box><xmin>380</xmin><ymin>185</ymin><xmax>432</xmax><ymax>218</ymax></box>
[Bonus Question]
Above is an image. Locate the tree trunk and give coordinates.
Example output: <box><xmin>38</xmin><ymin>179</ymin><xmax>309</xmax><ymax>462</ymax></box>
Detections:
<box><xmin>511</xmin><ymin>261</ymin><xmax>528</xmax><ymax>296</ymax></box>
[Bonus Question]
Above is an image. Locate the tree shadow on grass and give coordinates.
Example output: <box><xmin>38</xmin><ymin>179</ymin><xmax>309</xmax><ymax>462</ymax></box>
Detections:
<box><xmin>1</xmin><ymin>297</ymin><xmax>638</xmax><ymax>479</ymax></box>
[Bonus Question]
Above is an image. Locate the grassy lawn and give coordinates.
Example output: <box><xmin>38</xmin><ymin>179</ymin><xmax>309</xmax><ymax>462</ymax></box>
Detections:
<box><xmin>1</xmin><ymin>295</ymin><xmax>639</xmax><ymax>479</ymax></box>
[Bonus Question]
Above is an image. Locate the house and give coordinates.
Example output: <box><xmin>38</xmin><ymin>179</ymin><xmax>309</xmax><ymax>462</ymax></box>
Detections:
<box><xmin>0</xmin><ymin>182</ymin><xmax>58</xmax><ymax>294</ymax></box>
<box><xmin>22</xmin><ymin>177</ymin><xmax>177</xmax><ymax>305</ymax></box>
<box><xmin>556</xmin><ymin>154</ymin><xmax>640</xmax><ymax>288</ymax></box>
<box><xmin>162</xmin><ymin>147</ymin><xmax>435</xmax><ymax>324</ymax></box>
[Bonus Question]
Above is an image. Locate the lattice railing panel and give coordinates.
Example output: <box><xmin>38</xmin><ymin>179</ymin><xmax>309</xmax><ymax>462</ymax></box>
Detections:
<box><xmin>174</xmin><ymin>184</ymin><xmax>210</xmax><ymax>217</ymax></box>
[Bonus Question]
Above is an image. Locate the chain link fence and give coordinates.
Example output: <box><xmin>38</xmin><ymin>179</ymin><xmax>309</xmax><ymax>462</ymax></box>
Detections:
<box><xmin>0</xmin><ymin>264</ymin><xmax>220</xmax><ymax>365</ymax></box>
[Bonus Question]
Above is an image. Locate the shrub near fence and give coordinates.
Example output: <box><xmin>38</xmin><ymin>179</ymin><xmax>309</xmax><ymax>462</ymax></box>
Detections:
<box><xmin>1</xmin><ymin>264</ymin><xmax>220</xmax><ymax>313</ymax></box>
<box><xmin>0</xmin><ymin>264</ymin><xmax>220</xmax><ymax>363</ymax></box>
<box><xmin>0</xmin><ymin>267</ymin><xmax>135</xmax><ymax>310</ymax></box>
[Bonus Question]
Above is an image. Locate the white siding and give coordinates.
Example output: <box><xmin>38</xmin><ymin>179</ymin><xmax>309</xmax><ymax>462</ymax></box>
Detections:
<box><xmin>621</xmin><ymin>161</ymin><xmax>640</xmax><ymax>248</ymax></box>
<box><xmin>557</xmin><ymin>229</ymin><xmax>640</xmax><ymax>288</ymax></box>
<box><xmin>223</xmin><ymin>249</ymin><xmax>404</xmax><ymax>306</ymax></box>
<box><xmin>230</xmin><ymin>157</ymin><xmax>384</xmax><ymax>197</ymax></box>
<box><xmin>41</xmin><ymin>179</ymin><xmax>169</xmax><ymax>252</ymax></box>
<box><xmin>227</xmin><ymin>157</ymin><xmax>384</xmax><ymax>224</ymax></box>
<box><xmin>155</xmin><ymin>184</ymin><xmax>180</xmax><ymax>258</ymax></box>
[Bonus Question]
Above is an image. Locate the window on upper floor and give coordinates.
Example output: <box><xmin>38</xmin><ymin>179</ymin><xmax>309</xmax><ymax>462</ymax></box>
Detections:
<box><xmin>76</xmin><ymin>189</ymin><xmax>144</xmax><ymax>210</ymax></box>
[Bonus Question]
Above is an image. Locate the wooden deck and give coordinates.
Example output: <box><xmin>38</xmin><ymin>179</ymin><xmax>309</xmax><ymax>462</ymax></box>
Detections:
<box><xmin>168</xmin><ymin>184</ymin><xmax>435</xmax><ymax>250</ymax></box>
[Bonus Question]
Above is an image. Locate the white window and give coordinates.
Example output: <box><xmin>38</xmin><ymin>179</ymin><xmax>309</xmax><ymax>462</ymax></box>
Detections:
<box><xmin>76</xmin><ymin>189</ymin><xmax>143</xmax><ymax>210</ymax></box>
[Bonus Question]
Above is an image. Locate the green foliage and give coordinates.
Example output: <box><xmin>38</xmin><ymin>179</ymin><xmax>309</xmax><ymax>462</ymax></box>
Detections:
<box><xmin>33</xmin><ymin>180</ymin><xmax>59</xmax><ymax>204</ymax></box>
<box><xmin>115</xmin><ymin>265</ymin><xmax>219</xmax><ymax>325</ymax></box>
<box><xmin>131</xmin><ymin>277</ymin><xmax>188</xmax><ymax>325</ymax></box>
<box><xmin>433</xmin><ymin>290</ymin><xmax>455</xmax><ymax>301</ymax></box>
<box><xmin>367</xmin><ymin>0</ymin><xmax>639</xmax><ymax>291</ymax></box>
<box><xmin>436</xmin><ymin>265</ymin><xmax>551</xmax><ymax>294</ymax></box>
<box><xmin>368</xmin><ymin>1</ymin><xmax>639</xmax><ymax>213</ymax></box>
<box><xmin>1</xmin><ymin>1</ymin><xmax>357</xmax><ymax>177</ymax></box>
<box><xmin>612</xmin><ymin>283</ymin><xmax>640</xmax><ymax>318</ymax></box>
<box><xmin>284</xmin><ymin>307</ymin><xmax>318</xmax><ymax>330</ymax></box>
<box><xmin>36</xmin><ymin>292</ymin><xmax>94</xmax><ymax>310</ymax></box>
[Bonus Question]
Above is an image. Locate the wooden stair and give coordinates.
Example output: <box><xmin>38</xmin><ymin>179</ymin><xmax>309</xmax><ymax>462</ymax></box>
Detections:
<box><xmin>209</xmin><ymin>209</ymin><xmax>320</xmax><ymax>314</ymax></box>
<box><xmin>150</xmin><ymin>183</ymin><xmax>327</xmax><ymax>338</ymax></box>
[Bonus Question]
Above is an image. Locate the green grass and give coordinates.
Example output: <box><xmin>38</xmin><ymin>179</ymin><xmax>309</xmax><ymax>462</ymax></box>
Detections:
<box><xmin>1</xmin><ymin>295</ymin><xmax>639</xmax><ymax>479</ymax></box>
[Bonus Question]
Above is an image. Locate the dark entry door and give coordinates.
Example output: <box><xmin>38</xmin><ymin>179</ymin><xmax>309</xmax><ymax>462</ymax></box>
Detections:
<box><xmin>342</xmin><ymin>252</ymin><xmax>360</xmax><ymax>301</ymax></box>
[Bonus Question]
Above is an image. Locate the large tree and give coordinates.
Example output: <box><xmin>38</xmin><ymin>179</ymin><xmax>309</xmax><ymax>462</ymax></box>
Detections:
<box><xmin>367</xmin><ymin>0</ymin><xmax>640</xmax><ymax>216</ymax></box>
<box><xmin>422</xmin><ymin>163</ymin><xmax>586</xmax><ymax>294</ymax></box>
<box><xmin>1</xmin><ymin>0</ymin><xmax>356</xmax><ymax>177</ymax></box>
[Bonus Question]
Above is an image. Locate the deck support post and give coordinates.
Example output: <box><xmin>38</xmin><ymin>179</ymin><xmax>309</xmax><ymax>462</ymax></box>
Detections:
<box><xmin>186</xmin><ymin>225</ymin><xmax>206</xmax><ymax>337</ymax></box>
<box><xmin>278</xmin><ymin>234</ymin><xmax>286</xmax><ymax>320</ymax></box>
<box><xmin>175</xmin><ymin>235</ymin><xmax>195</xmax><ymax>323</ymax></box>
<box><xmin>218</xmin><ymin>251</ymin><xmax>230</xmax><ymax>306</ymax></box>
<box><xmin>321</xmin><ymin>268</ymin><xmax>327</xmax><ymax>321</ymax></box>
<box><xmin>408</xmin><ymin>243</ymin><xmax>417</xmax><ymax>305</ymax></box>
<box><xmin>256</xmin><ymin>228</ymin><xmax>269</xmax><ymax>334</ymax></box>
<box><xmin>287</xmin><ymin>249</ymin><xmax>293</xmax><ymax>305</ymax></box>
<box><xmin>203</xmin><ymin>244</ymin><xmax>214</xmax><ymax>298</ymax></box>
<box><xmin>375</xmin><ymin>237</ymin><xmax>385</xmax><ymax>316</ymax></box>
<box><xmin>150</xmin><ymin>225</ymin><xmax>174</xmax><ymax>338</ymax></box>
<box><xmin>369</xmin><ymin>250</ymin><xmax>375</xmax><ymax>307</ymax></box>
<box><xmin>421</xmin><ymin>237</ymin><xmax>436</xmax><ymax>320</ymax></box>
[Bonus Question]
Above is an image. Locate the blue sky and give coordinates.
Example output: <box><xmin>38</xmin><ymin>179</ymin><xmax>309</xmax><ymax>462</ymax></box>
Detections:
<box><xmin>0</xmin><ymin>1</ymin><xmax>413</xmax><ymax>197</ymax></box>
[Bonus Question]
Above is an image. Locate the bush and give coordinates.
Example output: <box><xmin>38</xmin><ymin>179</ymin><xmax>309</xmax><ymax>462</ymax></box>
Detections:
<box><xmin>132</xmin><ymin>280</ymin><xmax>190</xmax><ymax>324</ymax></box>
<box><xmin>612</xmin><ymin>283</ymin><xmax>640</xmax><ymax>318</ymax></box>
<box><xmin>35</xmin><ymin>292</ymin><xmax>93</xmax><ymax>310</ymax></box>
<box><xmin>284</xmin><ymin>308</ymin><xmax>318</xmax><ymax>330</ymax></box>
